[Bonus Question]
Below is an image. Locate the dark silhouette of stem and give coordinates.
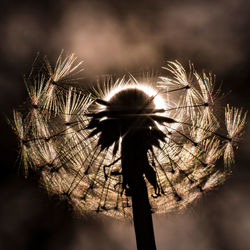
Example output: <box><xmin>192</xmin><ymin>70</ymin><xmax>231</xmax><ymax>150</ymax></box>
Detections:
<box><xmin>131</xmin><ymin>182</ymin><xmax>156</xmax><ymax>250</ymax></box>
<box><xmin>122</xmin><ymin>132</ymin><xmax>157</xmax><ymax>250</ymax></box>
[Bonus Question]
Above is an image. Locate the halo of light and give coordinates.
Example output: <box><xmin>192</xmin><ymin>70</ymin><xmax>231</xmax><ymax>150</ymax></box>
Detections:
<box><xmin>104</xmin><ymin>84</ymin><xmax>166</xmax><ymax>111</ymax></box>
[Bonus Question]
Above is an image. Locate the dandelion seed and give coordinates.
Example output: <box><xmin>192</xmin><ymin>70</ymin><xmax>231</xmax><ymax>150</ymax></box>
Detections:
<box><xmin>223</xmin><ymin>105</ymin><xmax>247</xmax><ymax>167</ymax></box>
<box><xmin>225</xmin><ymin>105</ymin><xmax>247</xmax><ymax>140</ymax></box>
<box><xmin>12</xmin><ymin>52</ymin><xmax>247</xmax><ymax>250</ymax></box>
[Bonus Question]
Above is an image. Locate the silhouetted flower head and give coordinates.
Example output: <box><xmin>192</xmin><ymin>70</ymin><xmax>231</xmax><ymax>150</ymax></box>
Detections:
<box><xmin>12</xmin><ymin>53</ymin><xmax>247</xmax><ymax>219</ymax></box>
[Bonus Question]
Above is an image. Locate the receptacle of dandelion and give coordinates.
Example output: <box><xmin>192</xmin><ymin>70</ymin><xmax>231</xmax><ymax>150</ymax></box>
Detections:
<box><xmin>11</xmin><ymin>52</ymin><xmax>247</xmax><ymax>250</ymax></box>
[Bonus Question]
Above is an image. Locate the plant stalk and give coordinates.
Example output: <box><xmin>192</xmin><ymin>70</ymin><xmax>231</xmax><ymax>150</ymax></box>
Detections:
<box><xmin>122</xmin><ymin>132</ymin><xmax>157</xmax><ymax>250</ymax></box>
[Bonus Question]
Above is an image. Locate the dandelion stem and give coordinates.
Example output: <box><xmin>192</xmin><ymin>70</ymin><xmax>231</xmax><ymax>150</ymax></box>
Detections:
<box><xmin>122</xmin><ymin>132</ymin><xmax>157</xmax><ymax>250</ymax></box>
<box><xmin>132</xmin><ymin>184</ymin><xmax>156</xmax><ymax>250</ymax></box>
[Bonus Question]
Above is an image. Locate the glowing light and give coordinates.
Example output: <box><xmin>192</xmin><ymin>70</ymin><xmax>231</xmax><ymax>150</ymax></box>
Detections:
<box><xmin>104</xmin><ymin>84</ymin><xmax>166</xmax><ymax>111</ymax></box>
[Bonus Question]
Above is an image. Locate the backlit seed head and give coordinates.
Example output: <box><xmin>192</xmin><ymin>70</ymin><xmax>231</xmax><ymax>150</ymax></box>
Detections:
<box><xmin>12</xmin><ymin>53</ymin><xmax>247</xmax><ymax>219</ymax></box>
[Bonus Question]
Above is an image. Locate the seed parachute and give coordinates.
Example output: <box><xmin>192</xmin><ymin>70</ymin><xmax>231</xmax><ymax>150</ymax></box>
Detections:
<box><xmin>12</xmin><ymin>52</ymin><xmax>247</xmax><ymax>220</ymax></box>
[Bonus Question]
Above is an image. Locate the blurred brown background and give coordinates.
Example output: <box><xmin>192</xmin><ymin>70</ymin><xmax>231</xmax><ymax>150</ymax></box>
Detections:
<box><xmin>0</xmin><ymin>0</ymin><xmax>249</xmax><ymax>249</ymax></box>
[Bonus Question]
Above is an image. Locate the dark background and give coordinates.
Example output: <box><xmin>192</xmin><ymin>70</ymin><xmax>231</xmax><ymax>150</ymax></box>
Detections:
<box><xmin>0</xmin><ymin>0</ymin><xmax>249</xmax><ymax>249</ymax></box>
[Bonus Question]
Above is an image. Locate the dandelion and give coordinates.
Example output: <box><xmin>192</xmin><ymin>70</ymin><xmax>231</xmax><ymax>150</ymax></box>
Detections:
<box><xmin>12</xmin><ymin>53</ymin><xmax>247</xmax><ymax>250</ymax></box>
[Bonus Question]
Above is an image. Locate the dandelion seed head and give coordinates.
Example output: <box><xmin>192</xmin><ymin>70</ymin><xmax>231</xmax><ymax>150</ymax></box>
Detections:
<box><xmin>12</xmin><ymin>53</ymin><xmax>247</xmax><ymax>220</ymax></box>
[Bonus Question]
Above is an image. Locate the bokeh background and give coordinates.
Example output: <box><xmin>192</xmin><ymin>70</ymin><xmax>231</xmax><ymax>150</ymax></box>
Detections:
<box><xmin>0</xmin><ymin>0</ymin><xmax>249</xmax><ymax>249</ymax></box>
